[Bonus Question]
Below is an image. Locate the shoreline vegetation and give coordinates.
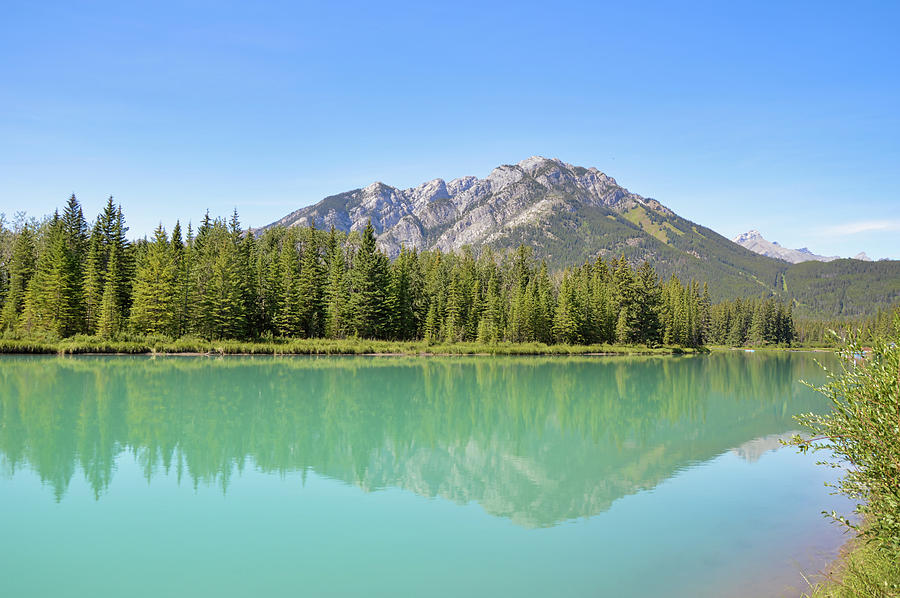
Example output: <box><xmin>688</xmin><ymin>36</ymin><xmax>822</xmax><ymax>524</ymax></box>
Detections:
<box><xmin>1</xmin><ymin>197</ymin><xmax>800</xmax><ymax>351</ymax></box>
<box><xmin>3</xmin><ymin>196</ymin><xmax>892</xmax><ymax>355</ymax></box>
<box><xmin>790</xmin><ymin>321</ymin><xmax>900</xmax><ymax>598</ymax></box>
<box><xmin>0</xmin><ymin>336</ymin><xmax>708</xmax><ymax>356</ymax></box>
<box><xmin>0</xmin><ymin>337</ymin><xmax>845</xmax><ymax>356</ymax></box>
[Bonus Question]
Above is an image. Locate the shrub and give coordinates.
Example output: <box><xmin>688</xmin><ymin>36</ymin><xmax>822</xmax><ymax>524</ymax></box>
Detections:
<box><xmin>792</xmin><ymin>333</ymin><xmax>900</xmax><ymax>553</ymax></box>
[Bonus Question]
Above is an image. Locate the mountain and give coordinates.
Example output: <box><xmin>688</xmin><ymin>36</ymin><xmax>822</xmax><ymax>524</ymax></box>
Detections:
<box><xmin>733</xmin><ymin>230</ymin><xmax>872</xmax><ymax>264</ymax></box>
<box><xmin>263</xmin><ymin>156</ymin><xmax>900</xmax><ymax>316</ymax></box>
<box><xmin>264</xmin><ymin>157</ymin><xmax>786</xmax><ymax>299</ymax></box>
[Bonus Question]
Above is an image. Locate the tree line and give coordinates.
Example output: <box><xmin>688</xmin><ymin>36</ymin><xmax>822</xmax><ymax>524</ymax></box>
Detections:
<box><xmin>0</xmin><ymin>196</ymin><xmax>799</xmax><ymax>346</ymax></box>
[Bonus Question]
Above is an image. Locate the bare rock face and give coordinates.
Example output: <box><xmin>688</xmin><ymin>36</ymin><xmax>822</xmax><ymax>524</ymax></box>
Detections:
<box><xmin>732</xmin><ymin>230</ymin><xmax>870</xmax><ymax>264</ymax></box>
<box><xmin>262</xmin><ymin>156</ymin><xmax>660</xmax><ymax>257</ymax></box>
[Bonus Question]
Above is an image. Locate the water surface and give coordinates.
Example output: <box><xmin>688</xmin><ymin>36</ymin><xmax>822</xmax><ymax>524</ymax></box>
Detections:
<box><xmin>0</xmin><ymin>353</ymin><xmax>852</xmax><ymax>597</ymax></box>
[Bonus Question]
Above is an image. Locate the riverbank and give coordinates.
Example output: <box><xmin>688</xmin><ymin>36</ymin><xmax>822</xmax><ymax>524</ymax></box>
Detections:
<box><xmin>806</xmin><ymin>531</ymin><xmax>900</xmax><ymax>597</ymax></box>
<box><xmin>706</xmin><ymin>344</ymin><xmax>838</xmax><ymax>352</ymax></box>
<box><xmin>0</xmin><ymin>336</ymin><xmax>708</xmax><ymax>356</ymax></box>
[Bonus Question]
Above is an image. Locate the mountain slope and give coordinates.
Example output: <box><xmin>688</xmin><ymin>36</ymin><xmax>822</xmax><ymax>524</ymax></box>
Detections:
<box><xmin>263</xmin><ymin>157</ymin><xmax>900</xmax><ymax>315</ymax></box>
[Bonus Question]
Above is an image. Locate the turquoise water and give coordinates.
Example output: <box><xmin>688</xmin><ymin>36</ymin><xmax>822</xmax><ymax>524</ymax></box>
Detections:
<box><xmin>0</xmin><ymin>353</ymin><xmax>852</xmax><ymax>597</ymax></box>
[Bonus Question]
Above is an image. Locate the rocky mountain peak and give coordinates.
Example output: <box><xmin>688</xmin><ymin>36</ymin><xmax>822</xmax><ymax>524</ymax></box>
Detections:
<box><xmin>263</xmin><ymin>157</ymin><xmax>679</xmax><ymax>258</ymax></box>
<box><xmin>733</xmin><ymin>230</ymin><xmax>762</xmax><ymax>244</ymax></box>
<box><xmin>733</xmin><ymin>230</ymin><xmax>871</xmax><ymax>264</ymax></box>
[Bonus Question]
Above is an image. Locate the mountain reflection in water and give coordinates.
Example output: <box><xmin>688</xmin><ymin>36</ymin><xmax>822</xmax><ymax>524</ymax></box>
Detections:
<box><xmin>0</xmin><ymin>353</ymin><xmax>832</xmax><ymax>528</ymax></box>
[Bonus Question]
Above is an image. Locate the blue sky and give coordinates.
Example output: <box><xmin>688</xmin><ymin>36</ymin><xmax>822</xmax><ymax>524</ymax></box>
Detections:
<box><xmin>1</xmin><ymin>0</ymin><xmax>898</xmax><ymax>258</ymax></box>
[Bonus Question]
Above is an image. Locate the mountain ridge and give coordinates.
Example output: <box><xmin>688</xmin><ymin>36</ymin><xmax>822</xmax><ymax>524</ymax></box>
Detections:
<box><xmin>262</xmin><ymin>156</ymin><xmax>900</xmax><ymax>316</ymax></box>
<box><xmin>732</xmin><ymin>229</ymin><xmax>872</xmax><ymax>264</ymax></box>
<box><xmin>265</xmin><ymin>156</ymin><xmax>670</xmax><ymax>257</ymax></box>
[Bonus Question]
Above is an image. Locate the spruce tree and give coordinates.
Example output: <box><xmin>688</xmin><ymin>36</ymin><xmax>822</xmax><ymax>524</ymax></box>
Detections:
<box><xmin>347</xmin><ymin>221</ymin><xmax>392</xmax><ymax>339</ymax></box>
<box><xmin>170</xmin><ymin>221</ymin><xmax>187</xmax><ymax>337</ymax></box>
<box><xmin>82</xmin><ymin>220</ymin><xmax>104</xmax><ymax>334</ymax></box>
<box><xmin>21</xmin><ymin>217</ymin><xmax>79</xmax><ymax>337</ymax></box>
<box><xmin>476</xmin><ymin>273</ymin><xmax>502</xmax><ymax>344</ymax></box>
<box><xmin>97</xmin><ymin>240</ymin><xmax>124</xmax><ymax>338</ymax></box>
<box><xmin>391</xmin><ymin>245</ymin><xmax>423</xmax><ymax>340</ymax></box>
<box><xmin>323</xmin><ymin>228</ymin><xmax>348</xmax><ymax>338</ymax></box>
<box><xmin>129</xmin><ymin>225</ymin><xmax>177</xmax><ymax>336</ymax></box>
<box><xmin>297</xmin><ymin>226</ymin><xmax>324</xmax><ymax>337</ymax></box>
<box><xmin>207</xmin><ymin>224</ymin><xmax>248</xmax><ymax>339</ymax></box>
<box><xmin>443</xmin><ymin>273</ymin><xmax>465</xmax><ymax>343</ymax></box>
<box><xmin>533</xmin><ymin>262</ymin><xmax>555</xmax><ymax>344</ymax></box>
<box><xmin>0</xmin><ymin>224</ymin><xmax>36</xmax><ymax>332</ymax></box>
<box><xmin>612</xmin><ymin>256</ymin><xmax>637</xmax><ymax>343</ymax></box>
<box><xmin>62</xmin><ymin>195</ymin><xmax>88</xmax><ymax>333</ymax></box>
<box><xmin>634</xmin><ymin>261</ymin><xmax>662</xmax><ymax>345</ymax></box>
<box><xmin>274</xmin><ymin>228</ymin><xmax>302</xmax><ymax>337</ymax></box>
<box><xmin>553</xmin><ymin>270</ymin><xmax>582</xmax><ymax>344</ymax></box>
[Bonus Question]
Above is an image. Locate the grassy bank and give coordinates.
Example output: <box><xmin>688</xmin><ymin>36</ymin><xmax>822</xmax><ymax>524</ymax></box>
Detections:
<box><xmin>706</xmin><ymin>344</ymin><xmax>838</xmax><ymax>352</ymax></box>
<box><xmin>807</xmin><ymin>536</ymin><xmax>900</xmax><ymax>597</ymax></box>
<box><xmin>0</xmin><ymin>336</ymin><xmax>706</xmax><ymax>356</ymax></box>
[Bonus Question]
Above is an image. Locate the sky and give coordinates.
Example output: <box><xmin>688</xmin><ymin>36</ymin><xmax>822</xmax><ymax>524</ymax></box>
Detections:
<box><xmin>1</xmin><ymin>0</ymin><xmax>898</xmax><ymax>259</ymax></box>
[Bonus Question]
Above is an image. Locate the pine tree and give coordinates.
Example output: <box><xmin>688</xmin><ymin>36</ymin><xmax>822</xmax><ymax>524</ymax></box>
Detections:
<box><xmin>115</xmin><ymin>207</ymin><xmax>134</xmax><ymax>310</ymax></box>
<box><xmin>553</xmin><ymin>270</ymin><xmax>582</xmax><ymax>343</ymax></box>
<box><xmin>93</xmin><ymin>203</ymin><xmax>133</xmax><ymax>338</ymax></box>
<box><xmin>170</xmin><ymin>221</ymin><xmax>188</xmax><ymax>337</ymax></box>
<box><xmin>749</xmin><ymin>299</ymin><xmax>767</xmax><ymax>345</ymax></box>
<box><xmin>476</xmin><ymin>273</ymin><xmax>502</xmax><ymax>344</ymax></box>
<box><xmin>297</xmin><ymin>226</ymin><xmax>324</xmax><ymax>337</ymax></box>
<box><xmin>274</xmin><ymin>228</ymin><xmax>302</xmax><ymax>337</ymax></box>
<box><xmin>699</xmin><ymin>282</ymin><xmax>711</xmax><ymax>344</ymax></box>
<box><xmin>391</xmin><ymin>245</ymin><xmax>423</xmax><ymax>340</ymax></box>
<box><xmin>129</xmin><ymin>225</ymin><xmax>177</xmax><ymax>336</ymax></box>
<box><xmin>727</xmin><ymin>298</ymin><xmax>748</xmax><ymax>346</ymax></box>
<box><xmin>591</xmin><ymin>257</ymin><xmax>614</xmax><ymax>343</ymax></box>
<box><xmin>347</xmin><ymin>222</ymin><xmax>392</xmax><ymax>339</ymax></box>
<box><xmin>97</xmin><ymin>240</ymin><xmax>124</xmax><ymax>338</ymax></box>
<box><xmin>21</xmin><ymin>217</ymin><xmax>79</xmax><ymax>337</ymax></box>
<box><xmin>634</xmin><ymin>261</ymin><xmax>662</xmax><ymax>344</ymax></box>
<box><xmin>82</xmin><ymin>220</ymin><xmax>105</xmax><ymax>334</ymax></box>
<box><xmin>61</xmin><ymin>194</ymin><xmax>88</xmax><ymax>332</ymax></box>
<box><xmin>533</xmin><ymin>262</ymin><xmax>555</xmax><ymax>344</ymax></box>
<box><xmin>424</xmin><ymin>302</ymin><xmax>440</xmax><ymax>343</ymax></box>
<box><xmin>0</xmin><ymin>224</ymin><xmax>36</xmax><ymax>332</ymax></box>
<box><xmin>210</xmin><ymin>225</ymin><xmax>248</xmax><ymax>339</ymax></box>
<box><xmin>231</xmin><ymin>210</ymin><xmax>255</xmax><ymax>337</ymax></box>
<box><xmin>443</xmin><ymin>273</ymin><xmax>465</xmax><ymax>342</ymax></box>
<box><xmin>613</xmin><ymin>256</ymin><xmax>637</xmax><ymax>343</ymax></box>
<box><xmin>323</xmin><ymin>227</ymin><xmax>348</xmax><ymax>338</ymax></box>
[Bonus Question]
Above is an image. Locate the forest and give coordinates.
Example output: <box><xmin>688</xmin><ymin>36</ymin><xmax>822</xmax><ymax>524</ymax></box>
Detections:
<box><xmin>0</xmin><ymin>195</ymin><xmax>803</xmax><ymax>348</ymax></box>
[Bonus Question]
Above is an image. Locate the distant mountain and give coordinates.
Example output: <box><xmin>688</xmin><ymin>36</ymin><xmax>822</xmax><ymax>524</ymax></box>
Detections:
<box><xmin>263</xmin><ymin>157</ymin><xmax>900</xmax><ymax>316</ymax></box>
<box><xmin>733</xmin><ymin>230</ymin><xmax>872</xmax><ymax>264</ymax></box>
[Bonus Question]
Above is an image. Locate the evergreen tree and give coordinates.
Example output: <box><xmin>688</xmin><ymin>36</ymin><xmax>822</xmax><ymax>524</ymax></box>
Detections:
<box><xmin>21</xmin><ymin>217</ymin><xmax>79</xmax><ymax>337</ymax></box>
<box><xmin>82</xmin><ymin>220</ymin><xmax>105</xmax><ymax>334</ymax></box>
<box><xmin>323</xmin><ymin>227</ymin><xmax>348</xmax><ymax>338</ymax></box>
<box><xmin>274</xmin><ymin>228</ymin><xmax>302</xmax><ymax>337</ymax></box>
<box><xmin>97</xmin><ymin>240</ymin><xmax>124</xmax><ymax>338</ymax></box>
<box><xmin>0</xmin><ymin>224</ymin><xmax>36</xmax><ymax>332</ymax></box>
<box><xmin>533</xmin><ymin>262</ymin><xmax>555</xmax><ymax>344</ymax></box>
<box><xmin>170</xmin><ymin>221</ymin><xmax>188</xmax><ymax>337</ymax></box>
<box><xmin>613</xmin><ymin>257</ymin><xmax>637</xmax><ymax>343</ymax></box>
<box><xmin>129</xmin><ymin>225</ymin><xmax>177</xmax><ymax>335</ymax></box>
<box><xmin>61</xmin><ymin>194</ymin><xmax>88</xmax><ymax>332</ymax></box>
<box><xmin>476</xmin><ymin>273</ymin><xmax>502</xmax><ymax>344</ymax></box>
<box><xmin>553</xmin><ymin>270</ymin><xmax>582</xmax><ymax>344</ymax></box>
<box><xmin>391</xmin><ymin>245</ymin><xmax>423</xmax><ymax>340</ymax></box>
<box><xmin>443</xmin><ymin>273</ymin><xmax>465</xmax><ymax>342</ymax></box>
<box><xmin>347</xmin><ymin>222</ymin><xmax>392</xmax><ymax>339</ymax></box>
<box><xmin>297</xmin><ymin>226</ymin><xmax>324</xmax><ymax>337</ymax></box>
